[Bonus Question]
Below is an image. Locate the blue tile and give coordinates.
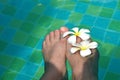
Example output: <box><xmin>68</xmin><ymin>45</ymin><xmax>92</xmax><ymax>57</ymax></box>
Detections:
<box><xmin>0</xmin><ymin>28</ymin><xmax>16</xmax><ymax>42</ymax></box>
<box><xmin>0</xmin><ymin>14</ymin><xmax>12</xmax><ymax>27</ymax></box>
<box><xmin>0</xmin><ymin>3</ymin><xmax>4</xmax><ymax>11</ymax></box>
<box><xmin>0</xmin><ymin>65</ymin><xmax>6</xmax><ymax>76</ymax></box>
<box><xmin>39</xmin><ymin>0</ymin><xmax>50</xmax><ymax>5</ymax></box>
<box><xmin>91</xmin><ymin>27</ymin><xmax>106</xmax><ymax>40</ymax></box>
<box><xmin>113</xmin><ymin>10</ymin><xmax>120</xmax><ymax>20</ymax></box>
<box><xmin>8</xmin><ymin>0</ymin><xmax>24</xmax><ymax>9</ymax></box>
<box><xmin>98</xmin><ymin>68</ymin><xmax>106</xmax><ymax>80</ymax></box>
<box><xmin>65</xmin><ymin>22</ymin><xmax>75</xmax><ymax>29</ymax></box>
<box><xmin>81</xmin><ymin>15</ymin><xmax>96</xmax><ymax>26</ymax></box>
<box><xmin>74</xmin><ymin>2</ymin><xmax>88</xmax><ymax>13</ymax></box>
<box><xmin>56</xmin><ymin>9</ymin><xmax>70</xmax><ymax>20</ymax></box>
<box><xmin>44</xmin><ymin>5</ymin><xmax>58</xmax><ymax>17</ymax></box>
<box><xmin>5</xmin><ymin>44</ymin><xmax>33</xmax><ymax>59</ymax></box>
<box><xmin>15</xmin><ymin>74</ymin><xmax>32</xmax><ymax>80</ymax></box>
<box><xmin>20</xmin><ymin>62</ymin><xmax>38</xmax><ymax>76</ymax></box>
<box><xmin>95</xmin><ymin>17</ymin><xmax>110</xmax><ymax>29</ymax></box>
<box><xmin>108</xmin><ymin>58</ymin><xmax>120</xmax><ymax>74</ymax></box>
<box><xmin>36</xmin><ymin>38</ymin><xmax>44</xmax><ymax>50</ymax></box>
<box><xmin>91</xmin><ymin>1</ymin><xmax>103</xmax><ymax>6</ymax></box>
<box><xmin>103</xmin><ymin>1</ymin><xmax>117</xmax><ymax>8</ymax></box>
<box><xmin>104</xmin><ymin>31</ymin><xmax>120</xmax><ymax>45</ymax></box>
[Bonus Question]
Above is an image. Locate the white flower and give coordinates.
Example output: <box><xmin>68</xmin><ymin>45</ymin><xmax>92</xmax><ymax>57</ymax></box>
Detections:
<box><xmin>70</xmin><ymin>40</ymin><xmax>98</xmax><ymax>57</ymax></box>
<box><xmin>63</xmin><ymin>27</ymin><xmax>90</xmax><ymax>44</ymax></box>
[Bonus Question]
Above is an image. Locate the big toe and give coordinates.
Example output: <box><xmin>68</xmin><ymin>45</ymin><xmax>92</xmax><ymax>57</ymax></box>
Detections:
<box><xmin>60</xmin><ymin>26</ymin><xmax>68</xmax><ymax>34</ymax></box>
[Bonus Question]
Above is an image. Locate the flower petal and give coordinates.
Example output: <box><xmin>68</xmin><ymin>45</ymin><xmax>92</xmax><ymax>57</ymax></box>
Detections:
<box><xmin>79</xmin><ymin>28</ymin><xmax>90</xmax><ymax>33</ymax></box>
<box><xmin>89</xmin><ymin>42</ymin><xmax>98</xmax><ymax>49</ymax></box>
<box><xmin>68</xmin><ymin>35</ymin><xmax>76</xmax><ymax>44</ymax></box>
<box><xmin>72</xmin><ymin>27</ymin><xmax>79</xmax><ymax>33</ymax></box>
<box><xmin>62</xmin><ymin>31</ymin><xmax>74</xmax><ymax>37</ymax></box>
<box><xmin>80</xmin><ymin>49</ymin><xmax>91</xmax><ymax>57</ymax></box>
<box><xmin>70</xmin><ymin>47</ymin><xmax>80</xmax><ymax>54</ymax></box>
<box><xmin>80</xmin><ymin>33</ymin><xmax>90</xmax><ymax>40</ymax></box>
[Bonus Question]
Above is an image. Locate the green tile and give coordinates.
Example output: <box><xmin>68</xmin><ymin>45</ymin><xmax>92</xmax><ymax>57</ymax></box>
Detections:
<box><xmin>69</xmin><ymin>12</ymin><xmax>83</xmax><ymax>23</ymax></box>
<box><xmin>9</xmin><ymin>58</ymin><xmax>25</xmax><ymax>71</ymax></box>
<box><xmin>98</xmin><ymin>42</ymin><xmax>115</xmax><ymax>56</ymax></box>
<box><xmin>10</xmin><ymin>19</ymin><xmax>22</xmax><ymax>28</ymax></box>
<box><xmin>61</xmin><ymin>1</ymin><xmax>75</xmax><ymax>10</ymax></box>
<box><xmin>99</xmin><ymin>7</ymin><xmax>114</xmax><ymax>18</ymax></box>
<box><xmin>1</xmin><ymin>5</ymin><xmax>16</xmax><ymax>16</ymax></box>
<box><xmin>31</xmin><ymin>5</ymin><xmax>45</xmax><ymax>14</ymax></box>
<box><xmin>104</xmin><ymin>72</ymin><xmax>120</xmax><ymax>80</ymax></box>
<box><xmin>0</xmin><ymin>0</ymin><xmax>7</xmax><ymax>4</ymax></box>
<box><xmin>31</xmin><ymin>26</ymin><xmax>48</xmax><ymax>38</ymax></box>
<box><xmin>86</xmin><ymin>5</ymin><xmax>101</xmax><ymax>16</ymax></box>
<box><xmin>99</xmin><ymin>56</ymin><xmax>111</xmax><ymax>68</ymax></box>
<box><xmin>25</xmin><ymin>36</ymin><xmax>39</xmax><ymax>48</ymax></box>
<box><xmin>20</xmin><ymin>22</ymin><xmax>34</xmax><ymax>33</ymax></box>
<box><xmin>13</xmin><ymin>31</ymin><xmax>29</xmax><ymax>45</ymax></box>
<box><xmin>26</xmin><ymin>12</ymin><xmax>40</xmax><ymax>22</ymax></box>
<box><xmin>50</xmin><ymin>0</ymin><xmax>64</xmax><ymax>7</ymax></box>
<box><xmin>1</xmin><ymin>70</ymin><xmax>18</xmax><ymax>80</ymax></box>
<box><xmin>108</xmin><ymin>20</ymin><xmax>120</xmax><ymax>32</ymax></box>
<box><xmin>118</xmin><ymin>1</ymin><xmax>120</xmax><ymax>10</ymax></box>
<box><xmin>37</xmin><ymin>16</ymin><xmax>54</xmax><ymax>27</ymax></box>
<box><xmin>29</xmin><ymin>50</ymin><xmax>43</xmax><ymax>64</ymax></box>
<box><xmin>49</xmin><ymin>19</ymin><xmax>65</xmax><ymax>31</ymax></box>
<box><xmin>0</xmin><ymin>54</ymin><xmax>14</xmax><ymax>67</ymax></box>
<box><xmin>113</xmin><ymin>46</ymin><xmax>120</xmax><ymax>59</ymax></box>
<box><xmin>0</xmin><ymin>40</ymin><xmax>8</xmax><ymax>51</ymax></box>
<box><xmin>34</xmin><ymin>66</ymin><xmax>44</xmax><ymax>79</ymax></box>
<box><xmin>0</xmin><ymin>26</ymin><xmax>4</xmax><ymax>32</ymax></box>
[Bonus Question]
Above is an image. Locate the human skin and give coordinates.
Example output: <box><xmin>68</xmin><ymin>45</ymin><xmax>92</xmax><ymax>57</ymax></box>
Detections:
<box><xmin>60</xmin><ymin>27</ymin><xmax>99</xmax><ymax>80</ymax></box>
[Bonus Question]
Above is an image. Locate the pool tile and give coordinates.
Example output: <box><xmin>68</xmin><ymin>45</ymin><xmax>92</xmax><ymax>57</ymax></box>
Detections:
<box><xmin>56</xmin><ymin>9</ymin><xmax>70</xmax><ymax>20</ymax></box>
<box><xmin>98</xmin><ymin>68</ymin><xmax>106</xmax><ymax>80</ymax></box>
<box><xmin>0</xmin><ymin>40</ymin><xmax>8</xmax><ymax>52</ymax></box>
<box><xmin>20</xmin><ymin>22</ymin><xmax>34</xmax><ymax>33</ymax></box>
<box><xmin>74</xmin><ymin>2</ymin><xmax>88</xmax><ymax>13</ymax></box>
<box><xmin>81</xmin><ymin>14</ymin><xmax>96</xmax><ymax>26</ymax></box>
<box><xmin>113</xmin><ymin>10</ymin><xmax>120</xmax><ymax>20</ymax></box>
<box><xmin>94</xmin><ymin>17</ymin><xmax>110</xmax><ymax>29</ymax></box>
<box><xmin>0</xmin><ymin>54</ymin><xmax>14</xmax><ymax>67</ymax></box>
<box><xmin>113</xmin><ymin>46</ymin><xmax>120</xmax><ymax>59</ymax></box>
<box><xmin>99</xmin><ymin>7</ymin><xmax>114</xmax><ymax>18</ymax></box>
<box><xmin>104</xmin><ymin>31</ymin><xmax>120</xmax><ymax>45</ymax></box>
<box><xmin>9</xmin><ymin>58</ymin><xmax>25</xmax><ymax>72</ymax></box>
<box><xmin>13</xmin><ymin>31</ymin><xmax>29</xmax><ymax>45</ymax></box>
<box><xmin>108</xmin><ymin>58</ymin><xmax>120</xmax><ymax>74</ymax></box>
<box><xmin>34</xmin><ymin>66</ymin><xmax>44</xmax><ymax>79</ymax></box>
<box><xmin>104</xmin><ymin>71</ymin><xmax>120</xmax><ymax>80</ymax></box>
<box><xmin>1</xmin><ymin>5</ymin><xmax>17</xmax><ymax>16</ymax></box>
<box><xmin>103</xmin><ymin>1</ymin><xmax>117</xmax><ymax>8</ymax></box>
<box><xmin>86</xmin><ymin>4</ymin><xmax>101</xmax><ymax>16</ymax></box>
<box><xmin>15</xmin><ymin>74</ymin><xmax>32</xmax><ymax>80</ymax></box>
<box><xmin>20</xmin><ymin>62</ymin><xmax>38</xmax><ymax>76</ymax></box>
<box><xmin>24</xmin><ymin>36</ymin><xmax>39</xmax><ymax>48</ymax></box>
<box><xmin>29</xmin><ymin>50</ymin><xmax>43</xmax><ymax>64</ymax></box>
<box><xmin>91</xmin><ymin>27</ymin><xmax>106</xmax><ymax>40</ymax></box>
<box><xmin>10</xmin><ymin>19</ymin><xmax>23</xmax><ymax>29</ymax></box>
<box><xmin>1</xmin><ymin>70</ymin><xmax>18</xmax><ymax>80</ymax></box>
<box><xmin>68</xmin><ymin>12</ymin><xmax>83</xmax><ymax>23</ymax></box>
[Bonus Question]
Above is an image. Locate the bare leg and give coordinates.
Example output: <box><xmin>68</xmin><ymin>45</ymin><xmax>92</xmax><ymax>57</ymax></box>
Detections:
<box><xmin>60</xmin><ymin>27</ymin><xmax>99</xmax><ymax>80</ymax></box>
<box><xmin>41</xmin><ymin>30</ymin><xmax>67</xmax><ymax>80</ymax></box>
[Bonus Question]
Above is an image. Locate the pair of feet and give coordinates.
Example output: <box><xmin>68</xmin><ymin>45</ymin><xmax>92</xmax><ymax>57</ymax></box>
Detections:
<box><xmin>41</xmin><ymin>27</ymin><xmax>99</xmax><ymax>80</ymax></box>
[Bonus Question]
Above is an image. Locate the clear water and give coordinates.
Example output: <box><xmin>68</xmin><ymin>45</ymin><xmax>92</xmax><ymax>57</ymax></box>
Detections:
<box><xmin>0</xmin><ymin>0</ymin><xmax>120</xmax><ymax>80</ymax></box>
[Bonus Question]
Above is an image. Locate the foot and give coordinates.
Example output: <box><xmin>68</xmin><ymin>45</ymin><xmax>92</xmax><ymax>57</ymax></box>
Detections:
<box><xmin>42</xmin><ymin>30</ymin><xmax>67</xmax><ymax>79</ymax></box>
<box><xmin>60</xmin><ymin>27</ymin><xmax>99</xmax><ymax>80</ymax></box>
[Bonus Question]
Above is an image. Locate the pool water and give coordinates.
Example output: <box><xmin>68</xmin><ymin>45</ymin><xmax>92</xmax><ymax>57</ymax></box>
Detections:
<box><xmin>0</xmin><ymin>0</ymin><xmax>120</xmax><ymax>80</ymax></box>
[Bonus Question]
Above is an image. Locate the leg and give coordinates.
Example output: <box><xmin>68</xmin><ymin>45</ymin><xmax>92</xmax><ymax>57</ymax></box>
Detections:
<box><xmin>60</xmin><ymin>27</ymin><xmax>99</xmax><ymax>80</ymax></box>
<box><xmin>41</xmin><ymin>30</ymin><xmax>67</xmax><ymax>80</ymax></box>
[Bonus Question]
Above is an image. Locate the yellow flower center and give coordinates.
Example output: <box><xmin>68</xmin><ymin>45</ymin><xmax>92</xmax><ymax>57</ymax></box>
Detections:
<box><xmin>74</xmin><ymin>32</ymin><xmax>80</xmax><ymax>36</ymax></box>
<box><xmin>80</xmin><ymin>46</ymin><xmax>88</xmax><ymax>50</ymax></box>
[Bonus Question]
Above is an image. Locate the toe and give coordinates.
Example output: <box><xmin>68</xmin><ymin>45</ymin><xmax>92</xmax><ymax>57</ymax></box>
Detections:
<box><xmin>45</xmin><ymin>34</ymin><xmax>50</xmax><ymax>45</ymax></box>
<box><xmin>50</xmin><ymin>31</ymin><xmax>55</xmax><ymax>42</ymax></box>
<box><xmin>60</xmin><ymin>26</ymin><xmax>68</xmax><ymax>34</ymax></box>
<box><xmin>55</xmin><ymin>30</ymin><xmax>60</xmax><ymax>40</ymax></box>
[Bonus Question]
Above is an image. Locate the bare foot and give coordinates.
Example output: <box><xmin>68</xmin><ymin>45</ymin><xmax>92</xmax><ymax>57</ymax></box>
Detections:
<box><xmin>60</xmin><ymin>27</ymin><xmax>99</xmax><ymax>80</ymax></box>
<box><xmin>42</xmin><ymin>30</ymin><xmax>67</xmax><ymax>80</ymax></box>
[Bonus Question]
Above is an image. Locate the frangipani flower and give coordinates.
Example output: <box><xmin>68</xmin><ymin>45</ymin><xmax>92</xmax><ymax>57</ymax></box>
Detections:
<box><xmin>70</xmin><ymin>41</ymin><xmax>98</xmax><ymax>57</ymax></box>
<box><xmin>63</xmin><ymin>27</ymin><xmax>90</xmax><ymax>44</ymax></box>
